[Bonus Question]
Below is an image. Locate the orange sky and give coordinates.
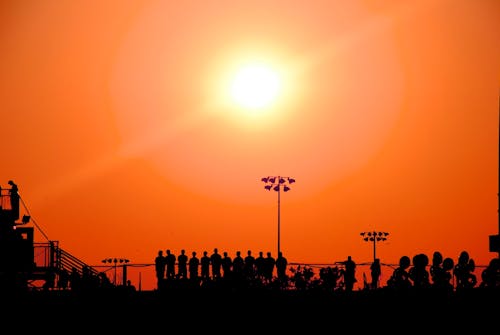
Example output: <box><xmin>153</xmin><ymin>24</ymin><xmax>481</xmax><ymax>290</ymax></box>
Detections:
<box><xmin>1</xmin><ymin>0</ymin><xmax>499</xmax><ymax>290</ymax></box>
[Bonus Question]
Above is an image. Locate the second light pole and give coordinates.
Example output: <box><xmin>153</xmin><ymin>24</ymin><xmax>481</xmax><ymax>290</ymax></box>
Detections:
<box><xmin>261</xmin><ymin>176</ymin><xmax>295</xmax><ymax>256</ymax></box>
<box><xmin>101</xmin><ymin>257</ymin><xmax>130</xmax><ymax>286</ymax></box>
<box><xmin>360</xmin><ymin>231</ymin><xmax>389</xmax><ymax>263</ymax></box>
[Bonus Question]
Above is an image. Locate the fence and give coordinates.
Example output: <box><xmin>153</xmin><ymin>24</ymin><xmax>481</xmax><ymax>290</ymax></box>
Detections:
<box><xmin>88</xmin><ymin>260</ymin><xmax>489</xmax><ymax>292</ymax></box>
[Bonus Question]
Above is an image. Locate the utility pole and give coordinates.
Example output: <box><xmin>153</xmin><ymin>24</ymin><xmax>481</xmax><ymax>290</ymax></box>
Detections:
<box><xmin>490</xmin><ymin>94</ymin><xmax>500</xmax><ymax>259</ymax></box>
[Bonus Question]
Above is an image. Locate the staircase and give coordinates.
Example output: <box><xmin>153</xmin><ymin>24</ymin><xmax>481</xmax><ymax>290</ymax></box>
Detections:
<box><xmin>29</xmin><ymin>241</ymin><xmax>100</xmax><ymax>290</ymax></box>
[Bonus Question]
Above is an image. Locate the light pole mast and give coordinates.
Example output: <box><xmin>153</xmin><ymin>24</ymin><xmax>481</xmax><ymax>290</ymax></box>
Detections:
<box><xmin>489</xmin><ymin>95</ymin><xmax>500</xmax><ymax>259</ymax></box>
<box><xmin>101</xmin><ymin>257</ymin><xmax>130</xmax><ymax>286</ymax></box>
<box><xmin>261</xmin><ymin>176</ymin><xmax>295</xmax><ymax>256</ymax></box>
<box><xmin>277</xmin><ymin>183</ymin><xmax>281</xmax><ymax>255</ymax></box>
<box><xmin>360</xmin><ymin>231</ymin><xmax>389</xmax><ymax>263</ymax></box>
<box><xmin>497</xmin><ymin>96</ymin><xmax>500</xmax><ymax>259</ymax></box>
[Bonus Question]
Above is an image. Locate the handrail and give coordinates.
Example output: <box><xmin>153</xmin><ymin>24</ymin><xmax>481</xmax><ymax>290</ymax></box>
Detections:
<box><xmin>57</xmin><ymin>247</ymin><xmax>99</xmax><ymax>277</ymax></box>
<box><xmin>32</xmin><ymin>241</ymin><xmax>99</xmax><ymax>277</ymax></box>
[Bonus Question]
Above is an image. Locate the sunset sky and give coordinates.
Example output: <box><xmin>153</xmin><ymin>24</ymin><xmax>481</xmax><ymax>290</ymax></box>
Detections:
<box><xmin>1</xmin><ymin>0</ymin><xmax>499</xmax><ymax>290</ymax></box>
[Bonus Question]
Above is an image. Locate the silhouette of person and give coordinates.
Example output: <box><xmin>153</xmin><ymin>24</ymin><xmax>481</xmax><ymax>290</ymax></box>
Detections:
<box><xmin>188</xmin><ymin>251</ymin><xmax>200</xmax><ymax>281</ymax></box>
<box><xmin>57</xmin><ymin>269</ymin><xmax>69</xmax><ymax>290</ymax></box>
<box><xmin>7</xmin><ymin>180</ymin><xmax>19</xmax><ymax>218</ymax></box>
<box><xmin>201</xmin><ymin>251</ymin><xmax>211</xmax><ymax>281</ymax></box>
<box><xmin>441</xmin><ymin>257</ymin><xmax>455</xmax><ymax>291</ymax></box>
<box><xmin>408</xmin><ymin>253</ymin><xmax>430</xmax><ymax>289</ymax></box>
<box><xmin>454</xmin><ymin>250</ymin><xmax>477</xmax><ymax>289</ymax></box>
<box><xmin>8</xmin><ymin>180</ymin><xmax>18</xmax><ymax>195</ymax></box>
<box><xmin>275</xmin><ymin>251</ymin><xmax>288</xmax><ymax>281</ymax></box>
<box><xmin>264</xmin><ymin>252</ymin><xmax>276</xmax><ymax>281</ymax></box>
<box><xmin>255</xmin><ymin>251</ymin><xmax>266</xmax><ymax>280</ymax></box>
<box><xmin>370</xmin><ymin>258</ymin><xmax>381</xmax><ymax>289</ymax></box>
<box><xmin>177</xmin><ymin>249</ymin><xmax>188</xmax><ymax>279</ymax></box>
<box><xmin>222</xmin><ymin>251</ymin><xmax>233</xmax><ymax>279</ymax></box>
<box><xmin>69</xmin><ymin>267</ymin><xmax>81</xmax><ymax>291</ymax></box>
<box><xmin>165</xmin><ymin>249</ymin><xmax>176</xmax><ymax>279</ymax></box>
<box><xmin>430</xmin><ymin>251</ymin><xmax>454</xmax><ymax>292</ymax></box>
<box><xmin>154</xmin><ymin>250</ymin><xmax>166</xmax><ymax>288</ymax></box>
<box><xmin>232</xmin><ymin>251</ymin><xmax>245</xmax><ymax>281</ymax></box>
<box><xmin>480</xmin><ymin>258</ymin><xmax>500</xmax><ymax>288</ymax></box>
<box><xmin>43</xmin><ymin>270</ymin><xmax>56</xmax><ymax>290</ymax></box>
<box><xmin>210</xmin><ymin>248</ymin><xmax>222</xmax><ymax>280</ymax></box>
<box><xmin>342</xmin><ymin>255</ymin><xmax>356</xmax><ymax>292</ymax></box>
<box><xmin>81</xmin><ymin>265</ymin><xmax>94</xmax><ymax>290</ymax></box>
<box><xmin>387</xmin><ymin>255</ymin><xmax>412</xmax><ymax>290</ymax></box>
<box><xmin>244</xmin><ymin>250</ymin><xmax>256</xmax><ymax>280</ymax></box>
<box><xmin>430</xmin><ymin>251</ymin><xmax>444</xmax><ymax>285</ymax></box>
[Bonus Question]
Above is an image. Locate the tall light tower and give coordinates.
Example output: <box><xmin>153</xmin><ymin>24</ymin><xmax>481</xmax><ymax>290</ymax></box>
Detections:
<box><xmin>489</xmin><ymin>97</ymin><xmax>500</xmax><ymax>259</ymax></box>
<box><xmin>360</xmin><ymin>231</ymin><xmax>389</xmax><ymax>263</ymax></box>
<box><xmin>261</xmin><ymin>176</ymin><xmax>295</xmax><ymax>256</ymax></box>
<box><xmin>101</xmin><ymin>257</ymin><xmax>130</xmax><ymax>286</ymax></box>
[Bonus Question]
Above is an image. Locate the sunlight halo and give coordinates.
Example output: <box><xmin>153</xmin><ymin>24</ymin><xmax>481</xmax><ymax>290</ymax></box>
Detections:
<box><xmin>229</xmin><ymin>63</ymin><xmax>282</xmax><ymax>111</ymax></box>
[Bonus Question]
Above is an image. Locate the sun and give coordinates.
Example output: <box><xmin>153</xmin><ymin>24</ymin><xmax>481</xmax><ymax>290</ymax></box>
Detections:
<box><xmin>230</xmin><ymin>64</ymin><xmax>282</xmax><ymax>110</ymax></box>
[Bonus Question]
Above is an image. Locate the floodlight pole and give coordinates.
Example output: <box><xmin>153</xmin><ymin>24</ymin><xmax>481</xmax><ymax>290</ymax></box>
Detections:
<box><xmin>372</xmin><ymin>236</ymin><xmax>376</xmax><ymax>262</ymax></box>
<box><xmin>498</xmin><ymin>97</ymin><xmax>500</xmax><ymax>259</ymax></box>
<box><xmin>360</xmin><ymin>231</ymin><xmax>389</xmax><ymax>263</ymax></box>
<box><xmin>261</xmin><ymin>176</ymin><xmax>295</xmax><ymax>257</ymax></box>
<box><xmin>277</xmin><ymin>184</ymin><xmax>281</xmax><ymax>256</ymax></box>
<box><xmin>496</xmin><ymin>95</ymin><xmax>500</xmax><ymax>259</ymax></box>
<box><xmin>101</xmin><ymin>257</ymin><xmax>130</xmax><ymax>286</ymax></box>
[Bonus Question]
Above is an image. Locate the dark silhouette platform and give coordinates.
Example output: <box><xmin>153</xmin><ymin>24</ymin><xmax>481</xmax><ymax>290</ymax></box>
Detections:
<box><xmin>2</xmin><ymin>285</ymin><xmax>499</xmax><ymax>333</ymax></box>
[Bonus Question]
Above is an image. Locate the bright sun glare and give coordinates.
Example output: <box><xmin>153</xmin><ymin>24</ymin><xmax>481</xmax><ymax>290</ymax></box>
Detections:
<box><xmin>230</xmin><ymin>64</ymin><xmax>282</xmax><ymax>110</ymax></box>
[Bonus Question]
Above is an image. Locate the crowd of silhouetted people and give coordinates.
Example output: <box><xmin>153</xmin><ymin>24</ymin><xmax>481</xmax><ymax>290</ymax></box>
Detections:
<box><xmin>35</xmin><ymin>248</ymin><xmax>500</xmax><ymax>294</ymax></box>
<box><xmin>154</xmin><ymin>248</ymin><xmax>290</xmax><ymax>291</ymax></box>
<box><xmin>151</xmin><ymin>248</ymin><xmax>500</xmax><ymax>293</ymax></box>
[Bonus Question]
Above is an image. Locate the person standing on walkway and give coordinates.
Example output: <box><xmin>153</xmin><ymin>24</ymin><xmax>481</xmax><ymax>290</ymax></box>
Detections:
<box><xmin>370</xmin><ymin>258</ymin><xmax>381</xmax><ymax>289</ymax></box>
<box><xmin>177</xmin><ymin>249</ymin><xmax>188</xmax><ymax>279</ymax></box>
<box><xmin>154</xmin><ymin>250</ymin><xmax>166</xmax><ymax>289</ymax></box>
<box><xmin>264</xmin><ymin>252</ymin><xmax>276</xmax><ymax>282</ymax></box>
<box><xmin>276</xmin><ymin>251</ymin><xmax>288</xmax><ymax>281</ymax></box>
<box><xmin>244</xmin><ymin>250</ymin><xmax>256</xmax><ymax>280</ymax></box>
<box><xmin>165</xmin><ymin>249</ymin><xmax>176</xmax><ymax>279</ymax></box>
<box><xmin>343</xmin><ymin>255</ymin><xmax>357</xmax><ymax>292</ymax></box>
<box><xmin>201</xmin><ymin>251</ymin><xmax>211</xmax><ymax>281</ymax></box>
<box><xmin>210</xmin><ymin>248</ymin><xmax>222</xmax><ymax>280</ymax></box>
<box><xmin>189</xmin><ymin>251</ymin><xmax>200</xmax><ymax>281</ymax></box>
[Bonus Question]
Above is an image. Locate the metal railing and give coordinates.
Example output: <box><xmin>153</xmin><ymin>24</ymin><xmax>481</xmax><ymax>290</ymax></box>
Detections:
<box><xmin>28</xmin><ymin>241</ymin><xmax>99</xmax><ymax>289</ymax></box>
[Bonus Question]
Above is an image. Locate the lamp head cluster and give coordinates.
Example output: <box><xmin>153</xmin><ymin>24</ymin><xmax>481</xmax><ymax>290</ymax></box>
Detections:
<box><xmin>261</xmin><ymin>176</ymin><xmax>295</xmax><ymax>192</ymax></box>
<box><xmin>360</xmin><ymin>231</ymin><xmax>389</xmax><ymax>242</ymax></box>
<box><xmin>101</xmin><ymin>258</ymin><xmax>130</xmax><ymax>264</ymax></box>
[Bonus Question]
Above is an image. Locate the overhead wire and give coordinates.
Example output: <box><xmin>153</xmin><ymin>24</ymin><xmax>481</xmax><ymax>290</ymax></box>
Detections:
<box><xmin>18</xmin><ymin>193</ymin><xmax>50</xmax><ymax>242</ymax></box>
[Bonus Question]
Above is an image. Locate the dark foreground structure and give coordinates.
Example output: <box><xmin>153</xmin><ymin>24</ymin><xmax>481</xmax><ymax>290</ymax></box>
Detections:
<box><xmin>2</xmin><ymin>286</ymin><xmax>499</xmax><ymax>333</ymax></box>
